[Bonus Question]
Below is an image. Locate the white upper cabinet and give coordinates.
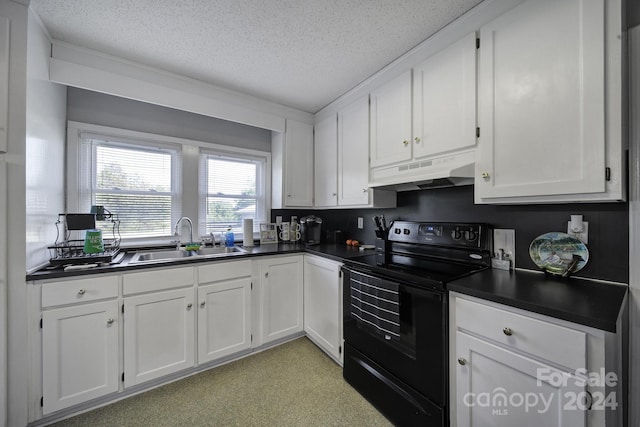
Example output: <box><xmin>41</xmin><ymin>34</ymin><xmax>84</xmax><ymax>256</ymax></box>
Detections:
<box><xmin>337</xmin><ymin>96</ymin><xmax>396</xmax><ymax>207</ymax></box>
<box><xmin>475</xmin><ymin>0</ymin><xmax>623</xmax><ymax>203</ymax></box>
<box><xmin>272</xmin><ymin>119</ymin><xmax>314</xmax><ymax>208</ymax></box>
<box><xmin>314</xmin><ymin>114</ymin><xmax>338</xmax><ymax>207</ymax></box>
<box><xmin>370</xmin><ymin>70</ymin><xmax>413</xmax><ymax>168</ymax></box>
<box><xmin>413</xmin><ymin>32</ymin><xmax>477</xmax><ymax>159</ymax></box>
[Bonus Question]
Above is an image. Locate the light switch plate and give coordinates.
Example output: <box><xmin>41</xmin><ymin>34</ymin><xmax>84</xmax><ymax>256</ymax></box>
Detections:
<box><xmin>275</xmin><ymin>216</ymin><xmax>282</xmax><ymax>225</ymax></box>
<box><xmin>357</xmin><ymin>217</ymin><xmax>364</xmax><ymax>229</ymax></box>
<box><xmin>493</xmin><ymin>229</ymin><xmax>515</xmax><ymax>269</ymax></box>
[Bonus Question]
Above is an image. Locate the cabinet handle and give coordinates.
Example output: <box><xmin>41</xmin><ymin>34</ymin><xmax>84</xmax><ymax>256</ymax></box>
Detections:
<box><xmin>481</xmin><ymin>172</ymin><xmax>490</xmax><ymax>180</ymax></box>
<box><xmin>106</xmin><ymin>318</ymin><xmax>114</xmax><ymax>325</ymax></box>
<box><xmin>414</xmin><ymin>137</ymin><xmax>421</xmax><ymax>143</ymax></box>
<box><xmin>585</xmin><ymin>391</ymin><xmax>593</xmax><ymax>410</ymax></box>
<box><xmin>362</xmin><ymin>188</ymin><xmax>368</xmax><ymax>193</ymax></box>
<box><xmin>77</xmin><ymin>289</ymin><xmax>86</xmax><ymax>295</ymax></box>
<box><xmin>265</xmin><ymin>272</ymin><xmax>269</xmax><ymax>278</ymax></box>
<box><xmin>458</xmin><ymin>357</ymin><xmax>467</xmax><ymax>366</ymax></box>
<box><xmin>200</xmin><ymin>301</ymin><xmax>206</xmax><ymax>308</ymax></box>
<box><xmin>187</xmin><ymin>303</ymin><xmax>193</xmax><ymax>309</ymax></box>
<box><xmin>503</xmin><ymin>327</ymin><xmax>513</xmax><ymax>336</ymax></box>
<box><xmin>402</xmin><ymin>140</ymin><xmax>409</xmax><ymax>146</ymax></box>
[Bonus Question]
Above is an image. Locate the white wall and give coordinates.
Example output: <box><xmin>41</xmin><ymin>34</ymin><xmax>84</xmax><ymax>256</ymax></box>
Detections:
<box><xmin>66</xmin><ymin>87</ymin><xmax>272</xmax><ymax>153</ymax></box>
<box><xmin>26</xmin><ymin>9</ymin><xmax>66</xmax><ymax>272</ymax></box>
<box><xmin>0</xmin><ymin>0</ymin><xmax>28</xmax><ymax>426</ymax></box>
<box><xmin>628</xmin><ymin>24</ymin><xmax>639</xmax><ymax>427</ymax></box>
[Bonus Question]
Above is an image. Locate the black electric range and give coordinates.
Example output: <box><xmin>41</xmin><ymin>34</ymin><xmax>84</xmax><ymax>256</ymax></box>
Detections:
<box><xmin>342</xmin><ymin>221</ymin><xmax>493</xmax><ymax>427</ymax></box>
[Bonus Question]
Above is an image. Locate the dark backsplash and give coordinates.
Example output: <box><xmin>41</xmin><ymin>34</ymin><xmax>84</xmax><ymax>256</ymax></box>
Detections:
<box><xmin>273</xmin><ymin>185</ymin><xmax>629</xmax><ymax>283</ymax></box>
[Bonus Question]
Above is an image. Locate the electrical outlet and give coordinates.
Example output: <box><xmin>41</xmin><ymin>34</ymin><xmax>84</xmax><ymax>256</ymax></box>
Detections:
<box><xmin>357</xmin><ymin>217</ymin><xmax>364</xmax><ymax>229</ymax></box>
<box><xmin>493</xmin><ymin>229</ymin><xmax>515</xmax><ymax>269</ymax></box>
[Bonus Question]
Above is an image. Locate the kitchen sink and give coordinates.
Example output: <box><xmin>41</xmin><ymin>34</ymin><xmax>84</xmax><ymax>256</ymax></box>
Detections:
<box><xmin>195</xmin><ymin>246</ymin><xmax>244</xmax><ymax>256</ymax></box>
<box><xmin>129</xmin><ymin>246</ymin><xmax>245</xmax><ymax>264</ymax></box>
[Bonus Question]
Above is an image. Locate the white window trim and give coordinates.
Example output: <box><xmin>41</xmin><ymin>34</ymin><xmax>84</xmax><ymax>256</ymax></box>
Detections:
<box><xmin>67</xmin><ymin>121</ymin><xmax>271</xmax><ymax>246</ymax></box>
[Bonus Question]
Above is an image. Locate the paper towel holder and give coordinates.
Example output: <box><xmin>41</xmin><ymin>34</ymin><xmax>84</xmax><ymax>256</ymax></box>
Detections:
<box><xmin>242</xmin><ymin>218</ymin><xmax>254</xmax><ymax>247</ymax></box>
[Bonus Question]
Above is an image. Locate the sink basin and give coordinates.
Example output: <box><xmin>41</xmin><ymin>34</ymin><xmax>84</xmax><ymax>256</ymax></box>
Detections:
<box><xmin>195</xmin><ymin>246</ymin><xmax>244</xmax><ymax>256</ymax></box>
<box><xmin>129</xmin><ymin>250</ymin><xmax>193</xmax><ymax>263</ymax></box>
<box><xmin>129</xmin><ymin>246</ymin><xmax>245</xmax><ymax>264</ymax></box>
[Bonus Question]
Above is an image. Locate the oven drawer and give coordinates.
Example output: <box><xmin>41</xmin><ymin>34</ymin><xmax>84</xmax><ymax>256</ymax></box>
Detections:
<box><xmin>455</xmin><ymin>297</ymin><xmax>586</xmax><ymax>370</ymax></box>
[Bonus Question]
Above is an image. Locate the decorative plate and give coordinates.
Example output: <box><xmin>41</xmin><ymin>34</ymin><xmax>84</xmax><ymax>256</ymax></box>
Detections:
<box><xmin>529</xmin><ymin>232</ymin><xmax>589</xmax><ymax>276</ymax></box>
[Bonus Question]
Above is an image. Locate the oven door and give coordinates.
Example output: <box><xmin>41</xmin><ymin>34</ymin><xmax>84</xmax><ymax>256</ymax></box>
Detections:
<box><xmin>342</xmin><ymin>266</ymin><xmax>448</xmax><ymax>410</ymax></box>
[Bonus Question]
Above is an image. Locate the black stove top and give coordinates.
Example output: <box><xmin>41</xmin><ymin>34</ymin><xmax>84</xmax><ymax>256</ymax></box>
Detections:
<box><xmin>343</xmin><ymin>221</ymin><xmax>493</xmax><ymax>291</ymax></box>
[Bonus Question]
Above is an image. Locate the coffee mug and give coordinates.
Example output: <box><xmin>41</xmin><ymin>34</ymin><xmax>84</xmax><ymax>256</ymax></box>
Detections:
<box><xmin>291</xmin><ymin>231</ymin><xmax>301</xmax><ymax>241</ymax></box>
<box><xmin>279</xmin><ymin>222</ymin><xmax>290</xmax><ymax>241</ymax></box>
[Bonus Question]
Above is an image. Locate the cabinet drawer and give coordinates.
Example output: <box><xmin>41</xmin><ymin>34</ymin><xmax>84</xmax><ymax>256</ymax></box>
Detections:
<box><xmin>123</xmin><ymin>266</ymin><xmax>194</xmax><ymax>295</ymax></box>
<box><xmin>198</xmin><ymin>260</ymin><xmax>251</xmax><ymax>284</ymax></box>
<box><xmin>42</xmin><ymin>275</ymin><xmax>119</xmax><ymax>308</ymax></box>
<box><xmin>455</xmin><ymin>297</ymin><xmax>586</xmax><ymax>370</ymax></box>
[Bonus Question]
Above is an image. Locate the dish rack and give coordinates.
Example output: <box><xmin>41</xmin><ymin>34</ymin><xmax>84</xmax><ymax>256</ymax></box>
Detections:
<box><xmin>48</xmin><ymin>239</ymin><xmax>121</xmax><ymax>266</ymax></box>
<box><xmin>48</xmin><ymin>213</ymin><xmax>121</xmax><ymax>266</ymax></box>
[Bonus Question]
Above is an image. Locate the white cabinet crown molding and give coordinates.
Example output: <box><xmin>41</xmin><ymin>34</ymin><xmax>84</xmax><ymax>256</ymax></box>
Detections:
<box><xmin>49</xmin><ymin>41</ymin><xmax>313</xmax><ymax>132</ymax></box>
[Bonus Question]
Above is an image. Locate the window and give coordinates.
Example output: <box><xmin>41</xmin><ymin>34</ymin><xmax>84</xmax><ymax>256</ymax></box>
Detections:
<box><xmin>200</xmin><ymin>151</ymin><xmax>267</xmax><ymax>236</ymax></box>
<box><xmin>68</xmin><ymin>121</ymin><xmax>270</xmax><ymax>244</ymax></box>
<box><xmin>78</xmin><ymin>134</ymin><xmax>181</xmax><ymax>239</ymax></box>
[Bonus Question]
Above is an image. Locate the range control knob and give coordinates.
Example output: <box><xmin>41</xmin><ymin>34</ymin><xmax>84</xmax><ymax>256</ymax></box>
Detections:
<box><xmin>394</xmin><ymin>228</ymin><xmax>402</xmax><ymax>234</ymax></box>
<box><xmin>466</xmin><ymin>230</ymin><xmax>478</xmax><ymax>241</ymax></box>
<box><xmin>452</xmin><ymin>229</ymin><xmax>463</xmax><ymax>240</ymax></box>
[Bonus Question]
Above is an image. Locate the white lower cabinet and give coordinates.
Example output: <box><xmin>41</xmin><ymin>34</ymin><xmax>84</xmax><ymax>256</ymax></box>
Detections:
<box><xmin>40</xmin><ymin>275</ymin><xmax>120</xmax><ymax>414</ymax></box>
<box><xmin>123</xmin><ymin>287</ymin><xmax>196</xmax><ymax>387</ymax></box>
<box><xmin>254</xmin><ymin>255</ymin><xmax>304</xmax><ymax>346</ymax></box>
<box><xmin>303</xmin><ymin>255</ymin><xmax>343</xmax><ymax>364</ymax></box>
<box><xmin>197</xmin><ymin>261</ymin><xmax>252</xmax><ymax>363</ymax></box>
<box><xmin>42</xmin><ymin>299</ymin><xmax>119</xmax><ymax>414</ymax></box>
<box><xmin>451</xmin><ymin>293</ymin><xmax>622</xmax><ymax>427</ymax></box>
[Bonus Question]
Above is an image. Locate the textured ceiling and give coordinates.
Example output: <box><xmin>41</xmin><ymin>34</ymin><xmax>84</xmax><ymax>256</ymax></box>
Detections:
<box><xmin>30</xmin><ymin>0</ymin><xmax>483</xmax><ymax>113</ymax></box>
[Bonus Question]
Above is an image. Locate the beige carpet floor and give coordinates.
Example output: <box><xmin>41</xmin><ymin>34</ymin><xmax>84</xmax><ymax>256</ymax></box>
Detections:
<box><xmin>50</xmin><ymin>337</ymin><xmax>393</xmax><ymax>427</ymax></box>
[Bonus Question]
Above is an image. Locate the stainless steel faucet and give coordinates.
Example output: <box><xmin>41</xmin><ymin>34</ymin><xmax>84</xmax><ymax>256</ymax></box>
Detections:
<box><xmin>173</xmin><ymin>217</ymin><xmax>194</xmax><ymax>246</ymax></box>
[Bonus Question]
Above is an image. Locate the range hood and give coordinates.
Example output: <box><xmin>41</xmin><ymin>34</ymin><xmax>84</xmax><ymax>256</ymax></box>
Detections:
<box><xmin>368</xmin><ymin>151</ymin><xmax>476</xmax><ymax>192</ymax></box>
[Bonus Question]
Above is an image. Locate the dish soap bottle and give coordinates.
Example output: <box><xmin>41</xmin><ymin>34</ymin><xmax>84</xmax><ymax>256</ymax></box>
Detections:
<box><xmin>225</xmin><ymin>227</ymin><xmax>235</xmax><ymax>248</ymax></box>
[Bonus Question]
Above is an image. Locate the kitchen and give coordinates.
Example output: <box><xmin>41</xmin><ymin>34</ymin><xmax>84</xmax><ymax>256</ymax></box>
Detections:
<box><xmin>1</xmin><ymin>0</ymin><xmax>639</xmax><ymax>426</ymax></box>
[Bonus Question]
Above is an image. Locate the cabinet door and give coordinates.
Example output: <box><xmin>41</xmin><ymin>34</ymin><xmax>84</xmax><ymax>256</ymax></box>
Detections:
<box><xmin>303</xmin><ymin>256</ymin><xmax>342</xmax><ymax>363</ymax></box>
<box><xmin>124</xmin><ymin>287</ymin><xmax>195</xmax><ymax>387</ymax></box>
<box><xmin>198</xmin><ymin>278</ymin><xmax>251</xmax><ymax>363</ymax></box>
<box><xmin>456</xmin><ymin>332</ymin><xmax>586</xmax><ymax>427</ymax></box>
<box><xmin>42</xmin><ymin>300</ymin><xmax>119</xmax><ymax>414</ymax></box>
<box><xmin>261</xmin><ymin>256</ymin><xmax>303</xmax><ymax>344</ymax></box>
<box><xmin>314</xmin><ymin>114</ymin><xmax>338</xmax><ymax>207</ymax></box>
<box><xmin>413</xmin><ymin>32</ymin><xmax>476</xmax><ymax>159</ymax></box>
<box><xmin>338</xmin><ymin>96</ymin><xmax>371</xmax><ymax>206</ymax></box>
<box><xmin>283</xmin><ymin>119</ymin><xmax>314</xmax><ymax>207</ymax></box>
<box><xmin>476</xmin><ymin>0</ymin><xmax>606</xmax><ymax>200</ymax></box>
<box><xmin>370</xmin><ymin>70</ymin><xmax>413</xmax><ymax>168</ymax></box>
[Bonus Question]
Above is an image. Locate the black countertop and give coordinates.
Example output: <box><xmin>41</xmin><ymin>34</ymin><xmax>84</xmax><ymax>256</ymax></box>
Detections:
<box><xmin>448</xmin><ymin>268</ymin><xmax>627</xmax><ymax>333</ymax></box>
<box><xmin>26</xmin><ymin>243</ymin><xmax>371</xmax><ymax>281</ymax></box>
<box><xmin>28</xmin><ymin>245</ymin><xmax>627</xmax><ymax>333</ymax></box>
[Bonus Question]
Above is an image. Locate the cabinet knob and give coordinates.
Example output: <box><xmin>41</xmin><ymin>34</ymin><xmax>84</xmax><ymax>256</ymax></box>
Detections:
<box><xmin>414</xmin><ymin>137</ymin><xmax>421</xmax><ymax>143</ymax></box>
<box><xmin>332</xmin><ymin>193</ymin><xmax>337</xmax><ymax>197</ymax></box>
<box><xmin>200</xmin><ymin>301</ymin><xmax>206</xmax><ymax>308</ymax></box>
<box><xmin>187</xmin><ymin>303</ymin><xmax>193</xmax><ymax>309</ymax></box>
<box><xmin>458</xmin><ymin>357</ymin><xmax>467</xmax><ymax>366</ymax></box>
<box><xmin>362</xmin><ymin>188</ymin><xmax>368</xmax><ymax>193</ymax></box>
<box><xmin>287</xmin><ymin>194</ymin><xmax>292</xmax><ymax>198</ymax></box>
<box><xmin>106</xmin><ymin>318</ymin><xmax>114</xmax><ymax>325</ymax></box>
<box><xmin>265</xmin><ymin>272</ymin><xmax>269</xmax><ymax>278</ymax></box>
<box><xmin>402</xmin><ymin>140</ymin><xmax>409</xmax><ymax>146</ymax></box>
<box><xmin>78</xmin><ymin>289</ymin><xmax>86</xmax><ymax>295</ymax></box>
<box><xmin>481</xmin><ymin>172</ymin><xmax>490</xmax><ymax>180</ymax></box>
<box><xmin>503</xmin><ymin>327</ymin><xmax>513</xmax><ymax>336</ymax></box>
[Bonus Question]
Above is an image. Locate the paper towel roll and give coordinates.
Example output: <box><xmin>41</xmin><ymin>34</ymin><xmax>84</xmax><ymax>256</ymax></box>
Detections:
<box><xmin>243</xmin><ymin>218</ymin><xmax>254</xmax><ymax>246</ymax></box>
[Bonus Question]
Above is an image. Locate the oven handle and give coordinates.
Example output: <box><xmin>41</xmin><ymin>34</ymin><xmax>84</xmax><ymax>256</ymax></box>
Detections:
<box><xmin>354</xmin><ymin>356</ymin><xmax>429</xmax><ymax>414</ymax></box>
